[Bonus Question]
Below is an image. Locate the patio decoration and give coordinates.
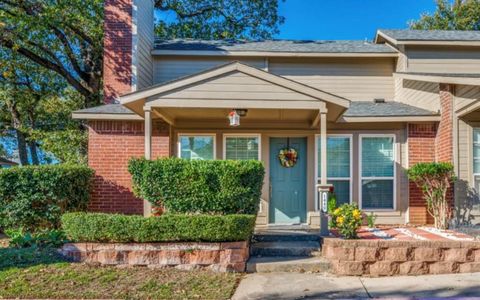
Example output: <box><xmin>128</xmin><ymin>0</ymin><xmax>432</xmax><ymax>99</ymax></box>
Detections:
<box><xmin>278</xmin><ymin>148</ymin><xmax>298</xmax><ymax>168</ymax></box>
<box><xmin>228</xmin><ymin>110</ymin><xmax>240</xmax><ymax>126</ymax></box>
<box><xmin>330</xmin><ymin>203</ymin><xmax>363</xmax><ymax>239</ymax></box>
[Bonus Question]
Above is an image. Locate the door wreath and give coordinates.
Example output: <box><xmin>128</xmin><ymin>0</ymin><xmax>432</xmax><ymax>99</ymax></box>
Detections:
<box><xmin>278</xmin><ymin>148</ymin><xmax>298</xmax><ymax>168</ymax></box>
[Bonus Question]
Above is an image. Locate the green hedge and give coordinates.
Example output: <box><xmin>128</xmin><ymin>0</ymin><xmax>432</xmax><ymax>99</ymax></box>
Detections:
<box><xmin>0</xmin><ymin>165</ymin><xmax>94</xmax><ymax>231</ymax></box>
<box><xmin>61</xmin><ymin>212</ymin><xmax>256</xmax><ymax>242</ymax></box>
<box><xmin>128</xmin><ymin>158</ymin><xmax>265</xmax><ymax>215</ymax></box>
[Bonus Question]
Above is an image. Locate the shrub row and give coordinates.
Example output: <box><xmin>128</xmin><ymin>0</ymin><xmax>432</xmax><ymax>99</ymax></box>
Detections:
<box><xmin>0</xmin><ymin>165</ymin><xmax>94</xmax><ymax>231</ymax></box>
<box><xmin>61</xmin><ymin>212</ymin><xmax>256</xmax><ymax>242</ymax></box>
<box><xmin>128</xmin><ymin>158</ymin><xmax>265</xmax><ymax>215</ymax></box>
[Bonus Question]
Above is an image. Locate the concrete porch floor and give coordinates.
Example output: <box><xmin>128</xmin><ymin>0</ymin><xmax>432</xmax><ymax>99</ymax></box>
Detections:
<box><xmin>232</xmin><ymin>272</ymin><xmax>480</xmax><ymax>299</ymax></box>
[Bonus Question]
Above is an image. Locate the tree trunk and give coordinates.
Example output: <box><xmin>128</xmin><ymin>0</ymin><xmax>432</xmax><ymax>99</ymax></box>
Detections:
<box><xmin>29</xmin><ymin>141</ymin><xmax>39</xmax><ymax>165</ymax></box>
<box><xmin>15</xmin><ymin>129</ymin><xmax>29</xmax><ymax>165</ymax></box>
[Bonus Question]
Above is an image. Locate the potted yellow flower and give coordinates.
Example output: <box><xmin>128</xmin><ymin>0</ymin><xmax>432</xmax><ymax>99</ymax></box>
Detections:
<box><xmin>330</xmin><ymin>204</ymin><xmax>363</xmax><ymax>239</ymax></box>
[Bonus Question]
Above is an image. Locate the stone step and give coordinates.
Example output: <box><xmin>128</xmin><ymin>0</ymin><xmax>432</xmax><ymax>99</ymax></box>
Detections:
<box><xmin>246</xmin><ymin>256</ymin><xmax>331</xmax><ymax>273</ymax></box>
<box><xmin>250</xmin><ymin>241</ymin><xmax>320</xmax><ymax>257</ymax></box>
<box><xmin>253</xmin><ymin>233</ymin><xmax>321</xmax><ymax>243</ymax></box>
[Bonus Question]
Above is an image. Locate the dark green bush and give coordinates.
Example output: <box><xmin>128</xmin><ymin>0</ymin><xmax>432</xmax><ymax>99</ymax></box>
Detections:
<box><xmin>5</xmin><ymin>228</ymin><xmax>67</xmax><ymax>249</ymax></box>
<box><xmin>128</xmin><ymin>158</ymin><xmax>265</xmax><ymax>214</ymax></box>
<box><xmin>62</xmin><ymin>212</ymin><xmax>256</xmax><ymax>242</ymax></box>
<box><xmin>0</xmin><ymin>164</ymin><xmax>94</xmax><ymax>231</ymax></box>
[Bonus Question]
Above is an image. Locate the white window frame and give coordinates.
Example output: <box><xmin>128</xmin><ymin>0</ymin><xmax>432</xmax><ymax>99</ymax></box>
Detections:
<box><xmin>472</xmin><ymin>128</ymin><xmax>480</xmax><ymax>191</ymax></box>
<box><xmin>314</xmin><ymin>134</ymin><xmax>353</xmax><ymax>210</ymax></box>
<box><xmin>222</xmin><ymin>134</ymin><xmax>261</xmax><ymax>160</ymax></box>
<box><xmin>177</xmin><ymin>133</ymin><xmax>217</xmax><ymax>160</ymax></box>
<box><xmin>359</xmin><ymin>134</ymin><xmax>396</xmax><ymax>211</ymax></box>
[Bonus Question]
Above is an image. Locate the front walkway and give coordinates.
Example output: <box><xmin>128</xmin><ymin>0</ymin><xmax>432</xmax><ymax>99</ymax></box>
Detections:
<box><xmin>232</xmin><ymin>272</ymin><xmax>480</xmax><ymax>299</ymax></box>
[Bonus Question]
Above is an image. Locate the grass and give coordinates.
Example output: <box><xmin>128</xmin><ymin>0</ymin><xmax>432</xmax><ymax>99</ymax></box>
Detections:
<box><xmin>0</xmin><ymin>246</ymin><xmax>242</xmax><ymax>299</ymax></box>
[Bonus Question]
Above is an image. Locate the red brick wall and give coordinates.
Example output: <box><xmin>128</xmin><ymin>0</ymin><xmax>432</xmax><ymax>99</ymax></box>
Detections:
<box><xmin>408</xmin><ymin>123</ymin><xmax>437</xmax><ymax>224</ymax></box>
<box><xmin>103</xmin><ymin>0</ymin><xmax>133</xmax><ymax>104</ymax></box>
<box><xmin>407</xmin><ymin>84</ymin><xmax>455</xmax><ymax>225</ymax></box>
<box><xmin>87</xmin><ymin>120</ymin><xmax>170</xmax><ymax>214</ymax></box>
<box><xmin>436</xmin><ymin>84</ymin><xmax>454</xmax><ymax>163</ymax></box>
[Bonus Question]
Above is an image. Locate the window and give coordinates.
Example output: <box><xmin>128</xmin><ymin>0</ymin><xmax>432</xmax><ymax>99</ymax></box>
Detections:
<box><xmin>224</xmin><ymin>135</ymin><xmax>260</xmax><ymax>160</ymax></box>
<box><xmin>178</xmin><ymin>135</ymin><xmax>215</xmax><ymax>160</ymax></box>
<box><xmin>473</xmin><ymin>128</ymin><xmax>480</xmax><ymax>191</ymax></box>
<box><xmin>360</xmin><ymin>135</ymin><xmax>395</xmax><ymax>210</ymax></box>
<box><xmin>317</xmin><ymin>135</ymin><xmax>352</xmax><ymax>205</ymax></box>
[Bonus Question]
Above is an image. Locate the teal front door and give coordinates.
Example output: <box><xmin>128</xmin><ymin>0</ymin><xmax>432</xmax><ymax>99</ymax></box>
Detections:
<box><xmin>269</xmin><ymin>137</ymin><xmax>307</xmax><ymax>224</ymax></box>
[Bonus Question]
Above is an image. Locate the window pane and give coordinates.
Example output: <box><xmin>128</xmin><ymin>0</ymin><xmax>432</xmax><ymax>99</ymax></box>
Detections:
<box><xmin>361</xmin><ymin>137</ymin><xmax>394</xmax><ymax>177</ymax></box>
<box><xmin>474</xmin><ymin>129</ymin><xmax>480</xmax><ymax>174</ymax></box>
<box><xmin>328</xmin><ymin>180</ymin><xmax>350</xmax><ymax>206</ymax></box>
<box><xmin>225</xmin><ymin>137</ymin><xmax>259</xmax><ymax>160</ymax></box>
<box><xmin>362</xmin><ymin>179</ymin><xmax>394</xmax><ymax>209</ymax></box>
<box><xmin>180</xmin><ymin>136</ymin><xmax>214</xmax><ymax>160</ymax></box>
<box><xmin>318</xmin><ymin>137</ymin><xmax>350</xmax><ymax>178</ymax></box>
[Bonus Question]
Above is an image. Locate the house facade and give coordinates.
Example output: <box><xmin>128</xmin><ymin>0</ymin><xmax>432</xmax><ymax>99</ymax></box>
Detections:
<box><xmin>73</xmin><ymin>0</ymin><xmax>480</xmax><ymax>227</ymax></box>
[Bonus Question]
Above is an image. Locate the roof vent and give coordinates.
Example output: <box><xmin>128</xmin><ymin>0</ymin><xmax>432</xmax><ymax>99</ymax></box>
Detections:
<box><xmin>374</xmin><ymin>98</ymin><xmax>386</xmax><ymax>104</ymax></box>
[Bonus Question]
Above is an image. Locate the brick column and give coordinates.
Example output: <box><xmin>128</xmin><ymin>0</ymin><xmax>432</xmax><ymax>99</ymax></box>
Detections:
<box><xmin>436</xmin><ymin>84</ymin><xmax>454</xmax><ymax>163</ymax></box>
<box><xmin>408</xmin><ymin>123</ymin><xmax>437</xmax><ymax>224</ymax></box>
<box><xmin>103</xmin><ymin>0</ymin><xmax>133</xmax><ymax>103</ymax></box>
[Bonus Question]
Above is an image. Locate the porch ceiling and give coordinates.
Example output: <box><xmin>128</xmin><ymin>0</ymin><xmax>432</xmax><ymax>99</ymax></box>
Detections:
<box><xmin>152</xmin><ymin>107</ymin><xmax>320</xmax><ymax>129</ymax></box>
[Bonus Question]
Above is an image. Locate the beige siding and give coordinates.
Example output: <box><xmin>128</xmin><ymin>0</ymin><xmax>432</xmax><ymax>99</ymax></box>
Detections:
<box><xmin>159</xmin><ymin>71</ymin><xmax>317</xmax><ymax>101</ymax></box>
<box><xmin>406</xmin><ymin>46</ymin><xmax>480</xmax><ymax>74</ymax></box>
<box><xmin>268</xmin><ymin>57</ymin><xmax>395</xmax><ymax>101</ymax></box>
<box><xmin>395</xmin><ymin>79</ymin><xmax>440</xmax><ymax>111</ymax></box>
<box><xmin>153</xmin><ymin>57</ymin><xmax>265</xmax><ymax>84</ymax></box>
<box><xmin>133</xmin><ymin>0</ymin><xmax>154</xmax><ymax>90</ymax></box>
<box><xmin>455</xmin><ymin>118</ymin><xmax>480</xmax><ymax>225</ymax></box>
<box><xmin>455</xmin><ymin>85</ymin><xmax>480</xmax><ymax>113</ymax></box>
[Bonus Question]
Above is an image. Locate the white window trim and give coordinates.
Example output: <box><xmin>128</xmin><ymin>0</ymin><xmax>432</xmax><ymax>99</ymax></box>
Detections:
<box><xmin>177</xmin><ymin>133</ymin><xmax>217</xmax><ymax>160</ymax></box>
<box><xmin>472</xmin><ymin>128</ymin><xmax>480</xmax><ymax>189</ymax></box>
<box><xmin>314</xmin><ymin>134</ymin><xmax>353</xmax><ymax>210</ymax></box>
<box><xmin>222</xmin><ymin>133</ymin><xmax>262</xmax><ymax>160</ymax></box>
<box><xmin>359</xmin><ymin>134</ymin><xmax>397</xmax><ymax>211</ymax></box>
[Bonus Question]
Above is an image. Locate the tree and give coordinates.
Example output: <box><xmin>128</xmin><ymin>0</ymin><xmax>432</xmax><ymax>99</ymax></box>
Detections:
<box><xmin>408</xmin><ymin>162</ymin><xmax>456</xmax><ymax>229</ymax></box>
<box><xmin>155</xmin><ymin>0</ymin><xmax>285</xmax><ymax>39</ymax></box>
<box><xmin>410</xmin><ymin>0</ymin><xmax>480</xmax><ymax>30</ymax></box>
<box><xmin>0</xmin><ymin>0</ymin><xmax>104</xmax><ymax>107</ymax></box>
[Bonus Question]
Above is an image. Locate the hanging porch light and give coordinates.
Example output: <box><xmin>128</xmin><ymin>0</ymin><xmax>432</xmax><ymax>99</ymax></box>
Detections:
<box><xmin>228</xmin><ymin>109</ymin><xmax>240</xmax><ymax>127</ymax></box>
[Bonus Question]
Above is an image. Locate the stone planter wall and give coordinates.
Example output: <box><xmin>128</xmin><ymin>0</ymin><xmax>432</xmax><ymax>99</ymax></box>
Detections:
<box><xmin>59</xmin><ymin>241</ymin><xmax>249</xmax><ymax>272</ymax></box>
<box><xmin>323</xmin><ymin>238</ymin><xmax>480</xmax><ymax>276</ymax></box>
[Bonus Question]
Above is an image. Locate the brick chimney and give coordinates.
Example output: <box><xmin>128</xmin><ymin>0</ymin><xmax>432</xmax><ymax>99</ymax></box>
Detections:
<box><xmin>103</xmin><ymin>0</ymin><xmax>154</xmax><ymax>104</ymax></box>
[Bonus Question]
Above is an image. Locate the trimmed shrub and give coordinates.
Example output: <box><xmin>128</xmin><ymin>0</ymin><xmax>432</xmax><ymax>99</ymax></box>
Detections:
<box><xmin>0</xmin><ymin>164</ymin><xmax>94</xmax><ymax>231</ymax></box>
<box><xmin>128</xmin><ymin>158</ymin><xmax>265</xmax><ymax>214</ymax></box>
<box><xmin>61</xmin><ymin>212</ymin><xmax>256</xmax><ymax>242</ymax></box>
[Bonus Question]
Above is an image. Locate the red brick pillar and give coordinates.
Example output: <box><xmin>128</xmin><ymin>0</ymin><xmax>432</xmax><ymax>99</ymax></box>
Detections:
<box><xmin>408</xmin><ymin>123</ymin><xmax>437</xmax><ymax>224</ymax></box>
<box><xmin>103</xmin><ymin>0</ymin><xmax>133</xmax><ymax>104</ymax></box>
<box><xmin>436</xmin><ymin>84</ymin><xmax>454</xmax><ymax>163</ymax></box>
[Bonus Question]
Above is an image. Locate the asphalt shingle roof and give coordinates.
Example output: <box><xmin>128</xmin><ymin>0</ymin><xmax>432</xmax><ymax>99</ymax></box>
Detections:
<box><xmin>75</xmin><ymin>102</ymin><xmax>438</xmax><ymax>118</ymax></box>
<box><xmin>154</xmin><ymin>39</ymin><xmax>397</xmax><ymax>53</ymax></box>
<box><xmin>74</xmin><ymin>104</ymin><xmax>135</xmax><ymax>114</ymax></box>
<box><xmin>344</xmin><ymin>101</ymin><xmax>439</xmax><ymax>117</ymax></box>
<box><xmin>378</xmin><ymin>29</ymin><xmax>480</xmax><ymax>41</ymax></box>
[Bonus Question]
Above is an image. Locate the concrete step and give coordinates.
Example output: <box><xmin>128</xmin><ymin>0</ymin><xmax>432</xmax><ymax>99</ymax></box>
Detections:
<box><xmin>253</xmin><ymin>233</ymin><xmax>321</xmax><ymax>243</ymax></box>
<box><xmin>246</xmin><ymin>256</ymin><xmax>331</xmax><ymax>273</ymax></box>
<box><xmin>250</xmin><ymin>241</ymin><xmax>320</xmax><ymax>257</ymax></box>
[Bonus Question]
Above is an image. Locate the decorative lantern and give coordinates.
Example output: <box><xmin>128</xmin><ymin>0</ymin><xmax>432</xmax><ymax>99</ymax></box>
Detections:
<box><xmin>228</xmin><ymin>110</ymin><xmax>240</xmax><ymax>126</ymax></box>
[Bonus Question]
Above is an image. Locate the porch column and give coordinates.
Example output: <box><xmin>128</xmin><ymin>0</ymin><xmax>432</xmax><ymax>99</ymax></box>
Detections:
<box><xmin>318</xmin><ymin>111</ymin><xmax>329</xmax><ymax>236</ymax></box>
<box><xmin>143</xmin><ymin>107</ymin><xmax>152</xmax><ymax>217</ymax></box>
<box><xmin>320</xmin><ymin>112</ymin><xmax>328</xmax><ymax>186</ymax></box>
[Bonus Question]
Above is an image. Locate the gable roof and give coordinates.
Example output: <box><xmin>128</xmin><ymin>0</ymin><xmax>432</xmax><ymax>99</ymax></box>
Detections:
<box><xmin>120</xmin><ymin>61</ymin><xmax>351</xmax><ymax>113</ymax></box>
<box><xmin>153</xmin><ymin>39</ymin><xmax>398</xmax><ymax>57</ymax></box>
<box><xmin>376</xmin><ymin>29</ymin><xmax>480</xmax><ymax>46</ymax></box>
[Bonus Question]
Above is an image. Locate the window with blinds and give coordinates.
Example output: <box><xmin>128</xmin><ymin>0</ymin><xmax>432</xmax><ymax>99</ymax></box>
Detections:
<box><xmin>178</xmin><ymin>135</ymin><xmax>215</xmax><ymax>160</ymax></box>
<box><xmin>360</xmin><ymin>136</ymin><xmax>395</xmax><ymax>209</ymax></box>
<box><xmin>224</xmin><ymin>136</ymin><xmax>260</xmax><ymax>160</ymax></box>
<box><xmin>318</xmin><ymin>136</ymin><xmax>351</xmax><ymax>205</ymax></box>
<box><xmin>473</xmin><ymin>128</ymin><xmax>480</xmax><ymax>192</ymax></box>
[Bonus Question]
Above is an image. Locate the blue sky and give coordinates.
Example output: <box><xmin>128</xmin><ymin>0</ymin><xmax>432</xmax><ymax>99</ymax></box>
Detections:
<box><xmin>276</xmin><ymin>0</ymin><xmax>438</xmax><ymax>40</ymax></box>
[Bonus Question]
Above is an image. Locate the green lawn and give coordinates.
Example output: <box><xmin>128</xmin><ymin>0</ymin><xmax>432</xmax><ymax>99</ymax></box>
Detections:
<box><xmin>0</xmin><ymin>246</ymin><xmax>242</xmax><ymax>299</ymax></box>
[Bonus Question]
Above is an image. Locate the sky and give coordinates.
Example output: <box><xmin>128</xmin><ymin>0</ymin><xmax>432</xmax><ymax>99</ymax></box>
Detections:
<box><xmin>276</xmin><ymin>0</ymin><xmax>438</xmax><ymax>41</ymax></box>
